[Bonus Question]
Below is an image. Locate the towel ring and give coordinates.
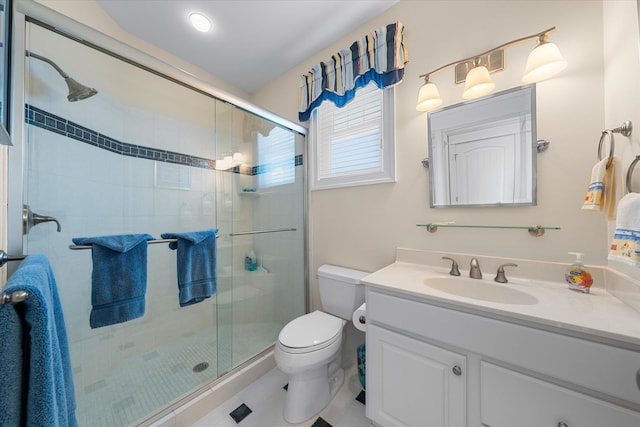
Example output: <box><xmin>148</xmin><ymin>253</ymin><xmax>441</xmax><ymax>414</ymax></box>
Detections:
<box><xmin>598</xmin><ymin>130</ymin><xmax>615</xmax><ymax>169</ymax></box>
<box><xmin>626</xmin><ymin>155</ymin><xmax>640</xmax><ymax>193</ymax></box>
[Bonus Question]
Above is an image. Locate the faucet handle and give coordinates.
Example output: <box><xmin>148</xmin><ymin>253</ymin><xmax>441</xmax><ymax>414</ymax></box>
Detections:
<box><xmin>442</xmin><ymin>257</ymin><xmax>461</xmax><ymax>276</ymax></box>
<box><xmin>495</xmin><ymin>263</ymin><xmax>518</xmax><ymax>283</ymax></box>
<box><xmin>469</xmin><ymin>257</ymin><xmax>482</xmax><ymax>279</ymax></box>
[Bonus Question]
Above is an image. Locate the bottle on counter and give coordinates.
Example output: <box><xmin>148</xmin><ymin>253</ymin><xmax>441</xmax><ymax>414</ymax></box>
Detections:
<box><xmin>565</xmin><ymin>252</ymin><xmax>593</xmax><ymax>293</ymax></box>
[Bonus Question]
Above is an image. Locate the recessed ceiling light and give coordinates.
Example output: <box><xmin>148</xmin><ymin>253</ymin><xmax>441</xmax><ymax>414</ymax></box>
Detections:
<box><xmin>189</xmin><ymin>12</ymin><xmax>212</xmax><ymax>33</ymax></box>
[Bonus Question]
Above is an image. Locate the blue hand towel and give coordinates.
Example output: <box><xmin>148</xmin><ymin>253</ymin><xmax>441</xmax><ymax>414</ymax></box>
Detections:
<box><xmin>1</xmin><ymin>254</ymin><xmax>77</xmax><ymax>427</ymax></box>
<box><xmin>72</xmin><ymin>233</ymin><xmax>154</xmax><ymax>328</ymax></box>
<box><xmin>160</xmin><ymin>229</ymin><xmax>218</xmax><ymax>307</ymax></box>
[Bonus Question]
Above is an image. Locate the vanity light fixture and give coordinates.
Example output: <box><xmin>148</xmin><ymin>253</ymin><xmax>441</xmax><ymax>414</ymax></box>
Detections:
<box><xmin>216</xmin><ymin>152</ymin><xmax>244</xmax><ymax>170</ymax></box>
<box><xmin>189</xmin><ymin>12</ymin><xmax>212</xmax><ymax>33</ymax></box>
<box><xmin>461</xmin><ymin>59</ymin><xmax>495</xmax><ymax>100</ymax></box>
<box><xmin>416</xmin><ymin>27</ymin><xmax>566</xmax><ymax>111</ymax></box>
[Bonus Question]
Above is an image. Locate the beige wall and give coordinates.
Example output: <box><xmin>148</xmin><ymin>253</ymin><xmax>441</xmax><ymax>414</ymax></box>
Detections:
<box><xmin>603</xmin><ymin>1</ymin><xmax>640</xmax><ymax>281</ymax></box>
<box><xmin>252</xmin><ymin>0</ymin><xmax>614</xmax><ymax>308</ymax></box>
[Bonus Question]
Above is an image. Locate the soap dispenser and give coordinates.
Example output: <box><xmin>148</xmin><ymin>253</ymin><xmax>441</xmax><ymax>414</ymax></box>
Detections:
<box><xmin>565</xmin><ymin>252</ymin><xmax>593</xmax><ymax>293</ymax></box>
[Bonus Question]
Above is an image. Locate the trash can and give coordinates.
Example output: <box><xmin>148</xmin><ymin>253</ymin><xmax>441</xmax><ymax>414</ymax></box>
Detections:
<box><xmin>357</xmin><ymin>343</ymin><xmax>366</xmax><ymax>390</ymax></box>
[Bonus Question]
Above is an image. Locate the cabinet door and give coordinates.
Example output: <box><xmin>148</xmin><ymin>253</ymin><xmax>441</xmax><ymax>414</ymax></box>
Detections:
<box><xmin>367</xmin><ymin>325</ymin><xmax>466</xmax><ymax>427</ymax></box>
<box><xmin>481</xmin><ymin>361</ymin><xmax>640</xmax><ymax>427</ymax></box>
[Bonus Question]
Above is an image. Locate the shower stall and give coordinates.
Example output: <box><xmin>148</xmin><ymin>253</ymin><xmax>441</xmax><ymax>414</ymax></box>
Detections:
<box><xmin>8</xmin><ymin>15</ymin><xmax>306</xmax><ymax>426</ymax></box>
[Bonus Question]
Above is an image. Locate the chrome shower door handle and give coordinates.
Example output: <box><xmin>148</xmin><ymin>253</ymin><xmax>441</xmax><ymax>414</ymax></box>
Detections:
<box><xmin>23</xmin><ymin>204</ymin><xmax>62</xmax><ymax>234</ymax></box>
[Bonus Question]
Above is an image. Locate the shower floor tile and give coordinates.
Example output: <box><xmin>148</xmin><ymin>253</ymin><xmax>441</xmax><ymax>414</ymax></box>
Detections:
<box><xmin>75</xmin><ymin>322</ymin><xmax>282</xmax><ymax>426</ymax></box>
<box><xmin>191</xmin><ymin>366</ymin><xmax>371</xmax><ymax>427</ymax></box>
<box><xmin>76</xmin><ymin>328</ymin><xmax>219</xmax><ymax>427</ymax></box>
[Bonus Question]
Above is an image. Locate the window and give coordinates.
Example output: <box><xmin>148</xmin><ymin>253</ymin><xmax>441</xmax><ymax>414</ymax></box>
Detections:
<box><xmin>258</xmin><ymin>126</ymin><xmax>295</xmax><ymax>188</ymax></box>
<box><xmin>310</xmin><ymin>82</ymin><xmax>396</xmax><ymax>190</ymax></box>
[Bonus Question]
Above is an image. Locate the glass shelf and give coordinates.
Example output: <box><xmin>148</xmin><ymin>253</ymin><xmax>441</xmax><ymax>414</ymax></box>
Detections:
<box><xmin>417</xmin><ymin>223</ymin><xmax>561</xmax><ymax>237</ymax></box>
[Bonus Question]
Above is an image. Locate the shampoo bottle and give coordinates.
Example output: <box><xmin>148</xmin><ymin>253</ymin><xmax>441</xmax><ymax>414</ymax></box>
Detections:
<box><xmin>565</xmin><ymin>252</ymin><xmax>593</xmax><ymax>293</ymax></box>
<box><xmin>245</xmin><ymin>250</ymin><xmax>257</xmax><ymax>272</ymax></box>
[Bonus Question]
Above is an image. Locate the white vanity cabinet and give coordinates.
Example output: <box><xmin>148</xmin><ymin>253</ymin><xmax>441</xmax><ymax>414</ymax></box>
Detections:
<box><xmin>481</xmin><ymin>362</ymin><xmax>640</xmax><ymax>427</ymax></box>
<box><xmin>367</xmin><ymin>324</ymin><xmax>466</xmax><ymax>427</ymax></box>
<box><xmin>365</xmin><ymin>288</ymin><xmax>640</xmax><ymax>427</ymax></box>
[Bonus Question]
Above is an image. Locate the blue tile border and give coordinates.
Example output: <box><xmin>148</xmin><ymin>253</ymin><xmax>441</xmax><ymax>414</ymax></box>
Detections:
<box><xmin>25</xmin><ymin>104</ymin><xmax>303</xmax><ymax>175</ymax></box>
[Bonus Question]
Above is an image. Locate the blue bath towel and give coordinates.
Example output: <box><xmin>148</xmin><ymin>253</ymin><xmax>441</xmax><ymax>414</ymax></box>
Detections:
<box><xmin>1</xmin><ymin>254</ymin><xmax>77</xmax><ymax>426</ymax></box>
<box><xmin>0</xmin><ymin>303</ymin><xmax>24</xmax><ymax>426</ymax></box>
<box><xmin>72</xmin><ymin>233</ymin><xmax>154</xmax><ymax>328</ymax></box>
<box><xmin>161</xmin><ymin>229</ymin><xmax>218</xmax><ymax>307</ymax></box>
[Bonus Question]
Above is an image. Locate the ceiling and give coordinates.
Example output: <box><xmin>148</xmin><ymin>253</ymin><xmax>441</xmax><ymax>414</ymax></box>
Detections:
<box><xmin>95</xmin><ymin>0</ymin><xmax>398</xmax><ymax>93</ymax></box>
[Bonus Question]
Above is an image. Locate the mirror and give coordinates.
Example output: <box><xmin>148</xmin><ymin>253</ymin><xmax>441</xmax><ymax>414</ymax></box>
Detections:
<box><xmin>428</xmin><ymin>85</ymin><xmax>536</xmax><ymax>208</ymax></box>
<box><xmin>0</xmin><ymin>0</ymin><xmax>11</xmax><ymax>146</ymax></box>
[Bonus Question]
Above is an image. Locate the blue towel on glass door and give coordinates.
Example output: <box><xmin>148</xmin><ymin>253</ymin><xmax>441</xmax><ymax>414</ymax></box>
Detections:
<box><xmin>72</xmin><ymin>233</ymin><xmax>154</xmax><ymax>328</ymax></box>
<box><xmin>161</xmin><ymin>229</ymin><xmax>218</xmax><ymax>307</ymax></box>
<box><xmin>1</xmin><ymin>254</ymin><xmax>77</xmax><ymax>427</ymax></box>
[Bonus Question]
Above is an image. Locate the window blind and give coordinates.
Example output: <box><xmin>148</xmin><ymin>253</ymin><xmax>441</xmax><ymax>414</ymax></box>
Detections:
<box><xmin>258</xmin><ymin>126</ymin><xmax>295</xmax><ymax>188</ymax></box>
<box><xmin>316</xmin><ymin>83</ymin><xmax>383</xmax><ymax>180</ymax></box>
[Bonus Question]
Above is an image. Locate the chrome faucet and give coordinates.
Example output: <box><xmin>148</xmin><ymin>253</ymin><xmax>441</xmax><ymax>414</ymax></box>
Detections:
<box><xmin>22</xmin><ymin>204</ymin><xmax>61</xmax><ymax>235</ymax></box>
<box><xmin>469</xmin><ymin>258</ymin><xmax>482</xmax><ymax>279</ymax></box>
<box><xmin>494</xmin><ymin>263</ymin><xmax>518</xmax><ymax>283</ymax></box>
<box><xmin>442</xmin><ymin>256</ymin><xmax>460</xmax><ymax>276</ymax></box>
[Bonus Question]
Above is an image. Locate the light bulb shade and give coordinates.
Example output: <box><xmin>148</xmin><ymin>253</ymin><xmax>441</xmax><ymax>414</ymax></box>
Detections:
<box><xmin>522</xmin><ymin>41</ymin><xmax>567</xmax><ymax>84</ymax></box>
<box><xmin>189</xmin><ymin>13</ymin><xmax>212</xmax><ymax>32</ymax></box>
<box><xmin>416</xmin><ymin>81</ymin><xmax>443</xmax><ymax>111</ymax></box>
<box><xmin>462</xmin><ymin>65</ymin><xmax>495</xmax><ymax>99</ymax></box>
<box><xmin>232</xmin><ymin>152</ymin><xmax>244</xmax><ymax>164</ymax></box>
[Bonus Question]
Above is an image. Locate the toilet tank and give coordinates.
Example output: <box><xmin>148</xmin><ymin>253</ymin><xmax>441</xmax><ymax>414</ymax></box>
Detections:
<box><xmin>317</xmin><ymin>264</ymin><xmax>369</xmax><ymax>319</ymax></box>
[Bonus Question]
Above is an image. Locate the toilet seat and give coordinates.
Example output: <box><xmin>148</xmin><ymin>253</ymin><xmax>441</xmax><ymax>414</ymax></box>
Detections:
<box><xmin>278</xmin><ymin>311</ymin><xmax>344</xmax><ymax>354</ymax></box>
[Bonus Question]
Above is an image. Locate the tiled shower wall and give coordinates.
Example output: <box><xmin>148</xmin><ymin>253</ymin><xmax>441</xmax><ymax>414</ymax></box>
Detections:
<box><xmin>24</xmin><ymin>22</ymin><xmax>221</xmax><ymax>400</ymax></box>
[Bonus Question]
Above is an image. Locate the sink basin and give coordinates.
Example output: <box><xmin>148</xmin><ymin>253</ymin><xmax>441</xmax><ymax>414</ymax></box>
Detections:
<box><xmin>424</xmin><ymin>276</ymin><xmax>539</xmax><ymax>305</ymax></box>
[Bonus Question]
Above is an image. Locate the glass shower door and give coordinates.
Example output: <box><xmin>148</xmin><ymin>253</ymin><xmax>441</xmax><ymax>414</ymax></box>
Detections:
<box><xmin>23</xmin><ymin>22</ymin><xmax>220</xmax><ymax>426</ymax></box>
<box><xmin>18</xmin><ymin>17</ymin><xmax>306</xmax><ymax>426</ymax></box>
<box><xmin>215</xmin><ymin>103</ymin><xmax>306</xmax><ymax>373</ymax></box>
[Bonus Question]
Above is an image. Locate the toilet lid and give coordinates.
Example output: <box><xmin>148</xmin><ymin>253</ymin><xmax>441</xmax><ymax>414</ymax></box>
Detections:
<box><xmin>279</xmin><ymin>311</ymin><xmax>343</xmax><ymax>349</ymax></box>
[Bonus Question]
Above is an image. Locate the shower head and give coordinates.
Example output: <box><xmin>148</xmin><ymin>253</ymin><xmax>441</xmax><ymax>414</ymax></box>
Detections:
<box><xmin>26</xmin><ymin>50</ymin><xmax>98</xmax><ymax>102</ymax></box>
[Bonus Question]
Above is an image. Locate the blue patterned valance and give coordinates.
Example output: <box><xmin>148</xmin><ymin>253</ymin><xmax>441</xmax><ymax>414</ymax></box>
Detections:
<box><xmin>298</xmin><ymin>21</ymin><xmax>408</xmax><ymax>122</ymax></box>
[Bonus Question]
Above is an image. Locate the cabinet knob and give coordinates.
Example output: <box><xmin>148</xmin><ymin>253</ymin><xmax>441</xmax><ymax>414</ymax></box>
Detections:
<box><xmin>636</xmin><ymin>368</ymin><xmax>640</xmax><ymax>391</ymax></box>
<box><xmin>452</xmin><ymin>365</ymin><xmax>462</xmax><ymax>376</ymax></box>
<box><xmin>558</xmin><ymin>423</ymin><xmax>568</xmax><ymax>427</ymax></box>
<box><xmin>359</xmin><ymin>315</ymin><xmax>366</xmax><ymax>324</ymax></box>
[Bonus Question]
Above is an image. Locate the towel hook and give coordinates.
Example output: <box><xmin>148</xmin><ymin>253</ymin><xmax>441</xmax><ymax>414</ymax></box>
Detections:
<box><xmin>598</xmin><ymin>130</ymin><xmax>615</xmax><ymax>169</ymax></box>
<box><xmin>626</xmin><ymin>155</ymin><xmax>640</xmax><ymax>193</ymax></box>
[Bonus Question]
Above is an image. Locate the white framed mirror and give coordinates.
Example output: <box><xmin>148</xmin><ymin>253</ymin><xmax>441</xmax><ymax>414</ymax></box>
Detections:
<box><xmin>427</xmin><ymin>85</ymin><xmax>537</xmax><ymax>208</ymax></box>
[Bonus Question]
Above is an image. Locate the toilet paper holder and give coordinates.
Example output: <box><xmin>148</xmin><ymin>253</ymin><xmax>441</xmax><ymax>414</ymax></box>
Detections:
<box><xmin>352</xmin><ymin>302</ymin><xmax>367</xmax><ymax>332</ymax></box>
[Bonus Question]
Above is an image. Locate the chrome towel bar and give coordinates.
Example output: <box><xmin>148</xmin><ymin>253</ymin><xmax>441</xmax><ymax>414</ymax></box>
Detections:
<box><xmin>626</xmin><ymin>155</ymin><xmax>640</xmax><ymax>194</ymax></box>
<box><xmin>598</xmin><ymin>120</ymin><xmax>633</xmax><ymax>169</ymax></box>
<box><xmin>68</xmin><ymin>236</ymin><xmax>219</xmax><ymax>250</ymax></box>
<box><xmin>0</xmin><ymin>289</ymin><xmax>29</xmax><ymax>305</ymax></box>
<box><xmin>229</xmin><ymin>228</ymin><xmax>297</xmax><ymax>236</ymax></box>
<box><xmin>0</xmin><ymin>250</ymin><xmax>27</xmax><ymax>268</ymax></box>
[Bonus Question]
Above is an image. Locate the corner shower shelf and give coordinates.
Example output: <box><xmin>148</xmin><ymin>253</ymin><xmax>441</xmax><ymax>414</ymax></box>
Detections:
<box><xmin>417</xmin><ymin>223</ymin><xmax>561</xmax><ymax>237</ymax></box>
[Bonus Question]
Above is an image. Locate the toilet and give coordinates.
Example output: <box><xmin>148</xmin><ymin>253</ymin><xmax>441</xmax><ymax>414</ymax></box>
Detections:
<box><xmin>275</xmin><ymin>264</ymin><xmax>368</xmax><ymax>423</ymax></box>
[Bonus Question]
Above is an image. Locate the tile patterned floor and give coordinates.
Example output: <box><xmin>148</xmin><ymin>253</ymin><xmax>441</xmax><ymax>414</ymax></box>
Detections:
<box><xmin>76</xmin><ymin>329</ymin><xmax>220</xmax><ymax>426</ymax></box>
<box><xmin>76</xmin><ymin>322</ymin><xmax>280</xmax><ymax>426</ymax></box>
<box><xmin>191</xmin><ymin>366</ymin><xmax>371</xmax><ymax>427</ymax></box>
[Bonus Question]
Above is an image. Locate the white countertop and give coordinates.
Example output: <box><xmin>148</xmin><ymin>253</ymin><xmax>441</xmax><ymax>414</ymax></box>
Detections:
<box><xmin>362</xmin><ymin>248</ymin><xmax>640</xmax><ymax>349</ymax></box>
